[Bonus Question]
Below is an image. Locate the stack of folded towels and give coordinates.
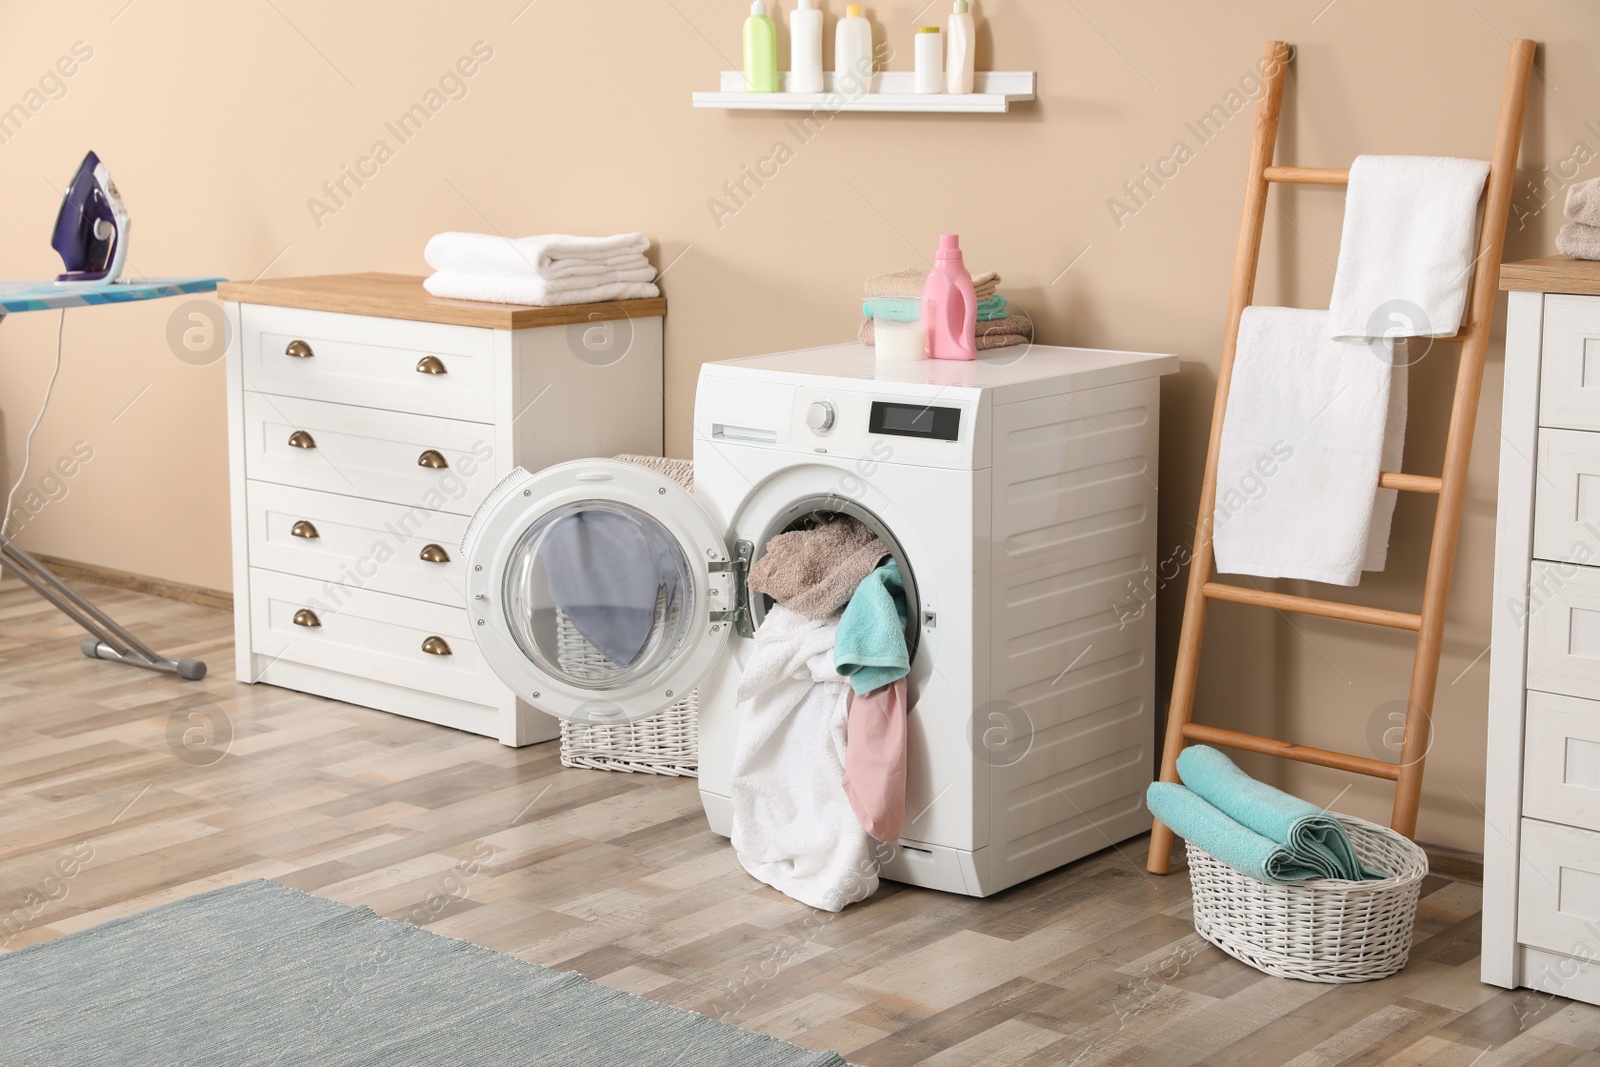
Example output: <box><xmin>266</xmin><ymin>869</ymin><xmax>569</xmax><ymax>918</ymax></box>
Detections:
<box><xmin>423</xmin><ymin>232</ymin><xmax>660</xmax><ymax>307</ymax></box>
<box><xmin>1146</xmin><ymin>745</ymin><xmax>1388</xmax><ymax>885</ymax></box>
<box><xmin>1559</xmin><ymin>178</ymin><xmax>1600</xmax><ymax>261</ymax></box>
<box><xmin>858</xmin><ymin>266</ymin><xmax>1033</xmax><ymax>350</ymax></box>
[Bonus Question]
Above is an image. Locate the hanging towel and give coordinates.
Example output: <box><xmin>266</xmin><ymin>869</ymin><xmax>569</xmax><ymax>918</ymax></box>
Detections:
<box><xmin>423</xmin><ymin>272</ymin><xmax>660</xmax><ymax>308</ymax></box>
<box><xmin>730</xmin><ymin>604</ymin><xmax>877</xmax><ymax>912</ymax></box>
<box><xmin>747</xmin><ymin>516</ymin><xmax>887</xmax><ymax>620</ymax></box>
<box><xmin>542</xmin><ymin>509</ymin><xmax>681</xmax><ymax>665</ymax></box>
<box><xmin>1213</xmin><ymin>307</ymin><xmax>1396</xmax><ymax>586</ymax></box>
<box><xmin>835</xmin><ymin>559</ymin><xmax>909</xmax><ymax>696</ymax></box>
<box><xmin>1326</xmin><ymin>155</ymin><xmax>1489</xmax><ymax>342</ymax></box>
<box><xmin>1146</xmin><ymin>782</ymin><xmax>1329</xmax><ymax>885</ymax></box>
<box><xmin>424</xmin><ymin>232</ymin><xmax>651</xmax><ymax>279</ymax></box>
<box><xmin>843</xmin><ymin>678</ymin><xmax>908</xmax><ymax>844</ymax></box>
<box><xmin>1557</xmin><ymin>221</ymin><xmax>1600</xmax><ymax>262</ymax></box>
<box><xmin>1175</xmin><ymin>746</ymin><xmax>1386</xmax><ymax>880</ymax></box>
<box><xmin>866</xmin><ymin>267</ymin><xmax>999</xmax><ymax>301</ymax></box>
<box><xmin>1567</xmin><ymin>178</ymin><xmax>1600</xmax><ymax>229</ymax></box>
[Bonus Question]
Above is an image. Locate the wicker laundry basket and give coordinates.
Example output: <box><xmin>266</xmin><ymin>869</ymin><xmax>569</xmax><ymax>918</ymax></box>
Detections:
<box><xmin>554</xmin><ymin>454</ymin><xmax>698</xmax><ymax>777</ymax></box>
<box><xmin>1184</xmin><ymin>813</ymin><xmax>1429</xmax><ymax>983</ymax></box>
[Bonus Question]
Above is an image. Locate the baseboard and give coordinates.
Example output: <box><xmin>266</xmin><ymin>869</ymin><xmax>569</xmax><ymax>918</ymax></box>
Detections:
<box><xmin>1420</xmin><ymin>841</ymin><xmax>1483</xmax><ymax>885</ymax></box>
<box><xmin>26</xmin><ymin>553</ymin><xmax>232</xmax><ymax>612</ymax></box>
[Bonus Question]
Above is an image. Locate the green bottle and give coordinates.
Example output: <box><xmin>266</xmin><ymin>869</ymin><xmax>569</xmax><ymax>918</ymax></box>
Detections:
<box><xmin>743</xmin><ymin>0</ymin><xmax>778</xmax><ymax>92</ymax></box>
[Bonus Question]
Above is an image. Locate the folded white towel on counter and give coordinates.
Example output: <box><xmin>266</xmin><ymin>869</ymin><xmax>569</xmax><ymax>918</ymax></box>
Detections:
<box><xmin>424</xmin><ymin>231</ymin><xmax>652</xmax><ymax>280</ymax></box>
<box><xmin>1326</xmin><ymin>155</ymin><xmax>1489</xmax><ymax>342</ymax></box>
<box><xmin>423</xmin><ymin>271</ymin><xmax>660</xmax><ymax>307</ymax></box>
<box><xmin>1213</xmin><ymin>307</ymin><xmax>1399</xmax><ymax>587</ymax></box>
<box><xmin>729</xmin><ymin>604</ymin><xmax>877</xmax><ymax>913</ymax></box>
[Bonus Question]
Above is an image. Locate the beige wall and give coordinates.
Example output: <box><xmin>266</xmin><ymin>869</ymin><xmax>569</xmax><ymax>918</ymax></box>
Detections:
<box><xmin>1</xmin><ymin>0</ymin><xmax>1594</xmax><ymax>851</ymax></box>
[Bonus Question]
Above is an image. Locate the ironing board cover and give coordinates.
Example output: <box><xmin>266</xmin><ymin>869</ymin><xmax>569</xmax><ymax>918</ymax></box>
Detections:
<box><xmin>0</xmin><ymin>276</ymin><xmax>222</xmax><ymax>313</ymax></box>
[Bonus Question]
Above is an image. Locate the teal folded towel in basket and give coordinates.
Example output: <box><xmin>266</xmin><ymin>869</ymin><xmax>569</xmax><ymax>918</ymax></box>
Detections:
<box><xmin>1176</xmin><ymin>746</ymin><xmax>1386</xmax><ymax>881</ymax></box>
<box><xmin>1146</xmin><ymin>782</ymin><xmax>1331</xmax><ymax>885</ymax></box>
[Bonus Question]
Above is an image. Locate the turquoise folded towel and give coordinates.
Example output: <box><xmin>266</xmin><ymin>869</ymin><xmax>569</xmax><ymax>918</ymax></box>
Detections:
<box><xmin>1146</xmin><ymin>782</ymin><xmax>1328</xmax><ymax>885</ymax></box>
<box><xmin>862</xmin><ymin>295</ymin><xmax>1009</xmax><ymax>323</ymax></box>
<box><xmin>835</xmin><ymin>558</ymin><xmax>908</xmax><ymax>696</ymax></box>
<box><xmin>1176</xmin><ymin>746</ymin><xmax>1385</xmax><ymax>881</ymax></box>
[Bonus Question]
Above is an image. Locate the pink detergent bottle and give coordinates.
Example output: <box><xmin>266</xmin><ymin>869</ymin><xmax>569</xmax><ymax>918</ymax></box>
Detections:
<box><xmin>921</xmin><ymin>234</ymin><xmax>978</xmax><ymax>361</ymax></box>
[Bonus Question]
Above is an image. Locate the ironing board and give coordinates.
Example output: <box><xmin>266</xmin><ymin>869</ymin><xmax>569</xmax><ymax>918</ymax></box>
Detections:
<box><xmin>0</xmin><ymin>275</ymin><xmax>224</xmax><ymax>680</ymax></box>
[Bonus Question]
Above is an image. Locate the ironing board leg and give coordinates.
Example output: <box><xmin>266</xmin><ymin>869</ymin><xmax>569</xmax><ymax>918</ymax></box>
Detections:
<box><xmin>0</xmin><ymin>535</ymin><xmax>206</xmax><ymax>680</ymax></box>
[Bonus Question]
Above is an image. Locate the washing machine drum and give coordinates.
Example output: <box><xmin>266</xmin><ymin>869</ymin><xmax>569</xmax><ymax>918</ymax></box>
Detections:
<box><xmin>462</xmin><ymin>460</ymin><xmax>739</xmax><ymax>724</ymax></box>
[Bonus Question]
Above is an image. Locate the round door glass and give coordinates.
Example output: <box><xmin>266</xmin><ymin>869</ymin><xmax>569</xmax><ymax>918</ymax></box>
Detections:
<box><xmin>502</xmin><ymin>500</ymin><xmax>696</xmax><ymax>691</ymax></box>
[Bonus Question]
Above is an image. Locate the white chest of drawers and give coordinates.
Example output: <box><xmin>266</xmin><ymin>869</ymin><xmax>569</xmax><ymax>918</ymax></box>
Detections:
<box><xmin>220</xmin><ymin>273</ymin><xmax>665</xmax><ymax>746</ymax></box>
<box><xmin>1486</xmin><ymin>258</ymin><xmax>1600</xmax><ymax>1003</ymax></box>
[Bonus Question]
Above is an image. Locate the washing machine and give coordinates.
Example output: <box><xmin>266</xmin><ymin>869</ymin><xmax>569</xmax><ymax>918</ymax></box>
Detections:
<box><xmin>463</xmin><ymin>341</ymin><xmax>1177</xmax><ymax>897</ymax></box>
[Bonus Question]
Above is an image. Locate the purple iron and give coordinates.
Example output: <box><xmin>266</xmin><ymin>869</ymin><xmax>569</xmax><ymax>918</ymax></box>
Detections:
<box><xmin>51</xmin><ymin>151</ymin><xmax>130</xmax><ymax>284</ymax></box>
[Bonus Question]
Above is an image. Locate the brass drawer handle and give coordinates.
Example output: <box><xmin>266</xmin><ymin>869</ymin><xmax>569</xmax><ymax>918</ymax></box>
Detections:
<box><xmin>417</xmin><ymin>449</ymin><xmax>448</xmax><ymax>469</ymax></box>
<box><xmin>290</xmin><ymin>520</ymin><xmax>320</xmax><ymax>540</ymax></box>
<box><xmin>288</xmin><ymin>430</ymin><xmax>316</xmax><ymax>450</ymax></box>
<box><xmin>416</xmin><ymin>355</ymin><xmax>447</xmax><ymax>375</ymax></box>
<box><xmin>421</xmin><ymin>636</ymin><xmax>452</xmax><ymax>656</ymax></box>
<box><xmin>285</xmin><ymin>340</ymin><xmax>314</xmax><ymax>359</ymax></box>
<box><xmin>419</xmin><ymin>543</ymin><xmax>450</xmax><ymax>564</ymax></box>
<box><xmin>293</xmin><ymin>608</ymin><xmax>321</xmax><ymax>628</ymax></box>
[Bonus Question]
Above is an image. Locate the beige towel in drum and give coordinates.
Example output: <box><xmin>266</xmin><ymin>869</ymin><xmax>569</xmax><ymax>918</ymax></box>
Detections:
<box><xmin>748</xmin><ymin>516</ymin><xmax>887</xmax><ymax>620</ymax></box>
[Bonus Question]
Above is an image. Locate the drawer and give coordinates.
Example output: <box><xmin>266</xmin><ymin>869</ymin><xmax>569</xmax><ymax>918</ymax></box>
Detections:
<box><xmin>1527</xmin><ymin>560</ymin><xmax>1600</xmax><ymax>701</ymax></box>
<box><xmin>1518</xmin><ymin>819</ymin><xmax>1600</xmax><ymax>958</ymax></box>
<box><xmin>242</xmin><ymin>304</ymin><xmax>496</xmax><ymax>422</ymax></box>
<box><xmin>245</xmin><ymin>481</ymin><xmax>469</xmax><ymax>606</ymax></box>
<box><xmin>248</xmin><ymin>569</ymin><xmax>503</xmax><ymax>707</ymax></box>
<box><xmin>1525</xmin><ymin>690</ymin><xmax>1600</xmax><ymax>832</ymax></box>
<box><xmin>1535</xmin><ymin>428</ymin><xmax>1600</xmax><ymax>564</ymax></box>
<box><xmin>1541</xmin><ymin>295</ymin><xmax>1600</xmax><ymax>431</ymax></box>
<box><xmin>242</xmin><ymin>393</ymin><xmax>499</xmax><ymax>511</ymax></box>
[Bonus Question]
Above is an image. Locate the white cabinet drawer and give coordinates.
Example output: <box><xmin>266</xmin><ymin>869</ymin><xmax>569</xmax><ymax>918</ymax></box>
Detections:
<box><xmin>1527</xmin><ymin>560</ymin><xmax>1600</xmax><ymax>701</ymax></box>
<box><xmin>245</xmin><ymin>481</ymin><xmax>469</xmax><ymax>606</ymax></box>
<box><xmin>242</xmin><ymin>393</ymin><xmax>498</xmax><ymax>511</ymax></box>
<box><xmin>1541</xmin><ymin>295</ymin><xmax>1600</xmax><ymax>431</ymax></box>
<box><xmin>243</xmin><ymin>304</ymin><xmax>496</xmax><ymax>422</ymax></box>
<box><xmin>1525</xmin><ymin>691</ymin><xmax>1600</xmax><ymax>832</ymax></box>
<box><xmin>1518</xmin><ymin>819</ymin><xmax>1600</xmax><ymax>957</ymax></box>
<box><xmin>248</xmin><ymin>569</ymin><xmax>503</xmax><ymax>707</ymax></box>
<box><xmin>1535</xmin><ymin>428</ymin><xmax>1600</xmax><ymax>564</ymax></box>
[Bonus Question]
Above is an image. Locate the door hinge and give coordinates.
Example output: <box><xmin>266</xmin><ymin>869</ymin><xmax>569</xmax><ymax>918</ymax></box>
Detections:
<box><xmin>709</xmin><ymin>539</ymin><xmax>754</xmax><ymax>638</ymax></box>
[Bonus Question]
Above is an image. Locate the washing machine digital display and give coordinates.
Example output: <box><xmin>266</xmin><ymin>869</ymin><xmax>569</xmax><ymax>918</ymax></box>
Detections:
<box><xmin>869</xmin><ymin>401</ymin><xmax>961</xmax><ymax>441</ymax></box>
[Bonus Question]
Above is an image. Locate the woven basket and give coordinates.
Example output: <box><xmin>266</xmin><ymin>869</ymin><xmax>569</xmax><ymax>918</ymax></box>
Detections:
<box><xmin>553</xmin><ymin>453</ymin><xmax>698</xmax><ymax>777</ymax></box>
<box><xmin>1185</xmin><ymin>814</ymin><xmax>1429</xmax><ymax>983</ymax></box>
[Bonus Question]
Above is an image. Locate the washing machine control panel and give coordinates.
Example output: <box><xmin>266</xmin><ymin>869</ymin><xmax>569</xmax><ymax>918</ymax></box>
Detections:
<box><xmin>790</xmin><ymin>387</ymin><xmax>977</xmax><ymax>468</ymax></box>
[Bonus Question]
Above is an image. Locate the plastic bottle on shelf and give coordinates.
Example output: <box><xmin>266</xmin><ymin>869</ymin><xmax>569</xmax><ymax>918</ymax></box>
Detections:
<box><xmin>835</xmin><ymin>4</ymin><xmax>874</xmax><ymax>94</ymax></box>
<box><xmin>913</xmin><ymin>27</ymin><xmax>943</xmax><ymax>94</ymax></box>
<box><xmin>946</xmin><ymin>0</ymin><xmax>975</xmax><ymax>94</ymax></box>
<box><xmin>921</xmin><ymin>235</ymin><xmax>978</xmax><ymax>361</ymax></box>
<box><xmin>743</xmin><ymin>1</ymin><xmax>778</xmax><ymax>92</ymax></box>
<box><xmin>789</xmin><ymin>0</ymin><xmax>825</xmax><ymax>94</ymax></box>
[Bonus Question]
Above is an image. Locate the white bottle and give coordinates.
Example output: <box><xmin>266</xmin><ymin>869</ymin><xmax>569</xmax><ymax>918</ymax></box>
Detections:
<box><xmin>913</xmin><ymin>26</ymin><xmax>942</xmax><ymax>94</ymax></box>
<box><xmin>835</xmin><ymin>4</ymin><xmax>874</xmax><ymax>94</ymax></box>
<box><xmin>946</xmin><ymin>0</ymin><xmax>975</xmax><ymax>94</ymax></box>
<box><xmin>789</xmin><ymin>0</ymin><xmax>825</xmax><ymax>94</ymax></box>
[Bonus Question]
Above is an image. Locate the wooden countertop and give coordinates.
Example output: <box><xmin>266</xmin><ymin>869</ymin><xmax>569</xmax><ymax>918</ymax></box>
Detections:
<box><xmin>1500</xmin><ymin>256</ymin><xmax>1600</xmax><ymax>296</ymax></box>
<box><xmin>216</xmin><ymin>272</ymin><xmax>666</xmax><ymax>329</ymax></box>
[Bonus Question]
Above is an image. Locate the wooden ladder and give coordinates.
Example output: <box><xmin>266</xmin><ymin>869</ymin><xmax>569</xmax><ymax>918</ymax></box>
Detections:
<box><xmin>1146</xmin><ymin>38</ymin><xmax>1536</xmax><ymax>874</ymax></box>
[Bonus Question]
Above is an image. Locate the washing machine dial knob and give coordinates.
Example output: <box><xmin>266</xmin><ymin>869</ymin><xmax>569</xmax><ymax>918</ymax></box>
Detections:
<box><xmin>806</xmin><ymin>400</ymin><xmax>836</xmax><ymax>434</ymax></box>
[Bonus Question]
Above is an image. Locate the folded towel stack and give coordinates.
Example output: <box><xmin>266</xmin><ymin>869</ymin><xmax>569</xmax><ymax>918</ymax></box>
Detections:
<box><xmin>423</xmin><ymin>232</ymin><xmax>660</xmax><ymax>307</ymax></box>
<box><xmin>1145</xmin><ymin>746</ymin><xmax>1387</xmax><ymax>885</ymax></box>
<box><xmin>864</xmin><ymin>266</ymin><xmax>1000</xmax><ymax>301</ymax></box>
<box><xmin>865</xmin><ymin>294</ymin><xmax>1009</xmax><ymax>323</ymax></box>
<box><xmin>1560</xmin><ymin>179</ymin><xmax>1600</xmax><ymax>260</ymax></box>
<box><xmin>858</xmin><ymin>311</ymin><xmax>1032</xmax><ymax>351</ymax></box>
<box><xmin>860</xmin><ymin>267</ymin><xmax>1028</xmax><ymax>350</ymax></box>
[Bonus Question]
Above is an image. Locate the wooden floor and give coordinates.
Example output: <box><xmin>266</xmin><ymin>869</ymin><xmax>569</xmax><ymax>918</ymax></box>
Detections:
<box><xmin>3</xmin><ymin>576</ymin><xmax>1598</xmax><ymax>1066</ymax></box>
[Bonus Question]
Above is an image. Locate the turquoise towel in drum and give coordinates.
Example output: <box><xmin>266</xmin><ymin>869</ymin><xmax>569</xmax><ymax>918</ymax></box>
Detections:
<box><xmin>1145</xmin><ymin>782</ymin><xmax>1327</xmax><ymax>885</ymax></box>
<box><xmin>835</xmin><ymin>559</ymin><xmax>908</xmax><ymax>696</ymax></box>
<box><xmin>1176</xmin><ymin>745</ymin><xmax>1386</xmax><ymax>881</ymax></box>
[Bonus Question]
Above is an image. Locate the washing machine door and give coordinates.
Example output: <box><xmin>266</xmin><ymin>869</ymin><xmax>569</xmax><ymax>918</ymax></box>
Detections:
<box><xmin>462</xmin><ymin>460</ymin><xmax>741</xmax><ymax>724</ymax></box>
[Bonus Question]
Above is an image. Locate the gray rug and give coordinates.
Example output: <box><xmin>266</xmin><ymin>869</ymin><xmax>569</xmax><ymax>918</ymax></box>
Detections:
<box><xmin>0</xmin><ymin>879</ymin><xmax>847</xmax><ymax>1067</ymax></box>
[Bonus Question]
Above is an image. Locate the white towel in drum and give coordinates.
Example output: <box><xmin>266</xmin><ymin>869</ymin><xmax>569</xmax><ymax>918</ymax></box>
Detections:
<box><xmin>729</xmin><ymin>604</ymin><xmax>878</xmax><ymax>912</ymax></box>
<box><xmin>422</xmin><ymin>271</ymin><xmax>659</xmax><ymax>308</ymax></box>
<box><xmin>1213</xmin><ymin>307</ymin><xmax>1402</xmax><ymax>586</ymax></box>
<box><xmin>424</xmin><ymin>231</ymin><xmax>652</xmax><ymax>280</ymax></box>
<box><xmin>1327</xmin><ymin>155</ymin><xmax>1489</xmax><ymax>342</ymax></box>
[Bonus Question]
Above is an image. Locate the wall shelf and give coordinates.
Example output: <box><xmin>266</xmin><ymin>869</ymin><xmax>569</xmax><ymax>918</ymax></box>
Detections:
<box><xmin>693</xmin><ymin>70</ymin><xmax>1035</xmax><ymax>114</ymax></box>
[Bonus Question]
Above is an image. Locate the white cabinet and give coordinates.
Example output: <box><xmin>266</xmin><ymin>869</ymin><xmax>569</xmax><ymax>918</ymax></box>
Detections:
<box><xmin>220</xmin><ymin>273</ymin><xmax>665</xmax><ymax>745</ymax></box>
<box><xmin>1486</xmin><ymin>260</ymin><xmax>1600</xmax><ymax>1003</ymax></box>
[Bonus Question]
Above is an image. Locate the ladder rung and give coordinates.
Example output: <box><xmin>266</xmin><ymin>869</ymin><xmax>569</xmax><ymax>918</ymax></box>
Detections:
<box><xmin>1262</xmin><ymin>166</ymin><xmax>1350</xmax><ymax>185</ymax></box>
<box><xmin>1379</xmin><ymin>471</ymin><xmax>1443</xmax><ymax>494</ymax></box>
<box><xmin>1180</xmin><ymin>723</ymin><xmax>1402</xmax><ymax>780</ymax></box>
<box><xmin>1202</xmin><ymin>582</ymin><xmax>1423</xmax><ymax>631</ymax></box>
